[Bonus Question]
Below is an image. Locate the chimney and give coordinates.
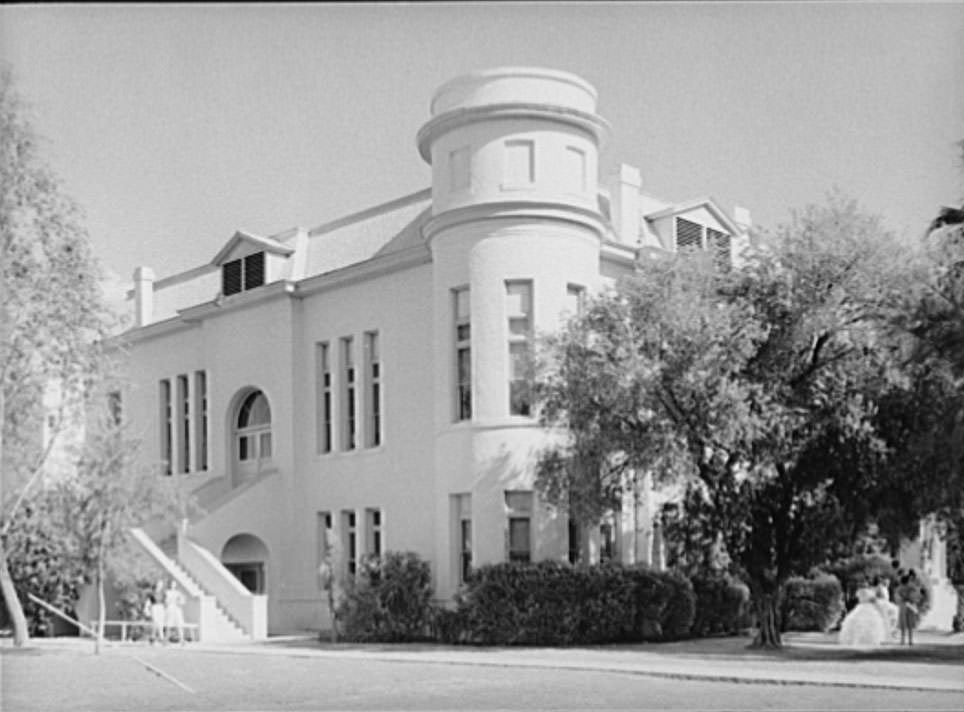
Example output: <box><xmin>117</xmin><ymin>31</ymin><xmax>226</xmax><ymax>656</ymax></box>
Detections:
<box><xmin>733</xmin><ymin>206</ymin><xmax>752</xmax><ymax>233</ymax></box>
<box><xmin>133</xmin><ymin>266</ymin><xmax>155</xmax><ymax>327</ymax></box>
<box><xmin>610</xmin><ymin>164</ymin><xmax>642</xmax><ymax>245</ymax></box>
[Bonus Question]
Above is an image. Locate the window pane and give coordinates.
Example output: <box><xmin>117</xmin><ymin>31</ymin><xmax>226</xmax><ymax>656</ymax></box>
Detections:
<box><xmin>508</xmin><ymin>518</ymin><xmax>531</xmax><ymax>562</ymax></box>
<box><xmin>239</xmin><ymin>435</ymin><xmax>249</xmax><ymax>461</ymax></box>
<box><xmin>244</xmin><ymin>251</ymin><xmax>265</xmax><ymax>289</ymax></box>
<box><xmin>455</xmin><ymin>288</ymin><xmax>470</xmax><ymax>320</ymax></box>
<box><xmin>505</xmin><ymin>282</ymin><xmax>531</xmax><ymax>317</ymax></box>
<box><xmin>222</xmin><ymin>259</ymin><xmax>243</xmax><ymax>296</ymax></box>
<box><xmin>259</xmin><ymin>432</ymin><xmax>272</xmax><ymax>459</ymax></box>
<box><xmin>456</xmin><ymin>323</ymin><xmax>470</xmax><ymax>341</ymax></box>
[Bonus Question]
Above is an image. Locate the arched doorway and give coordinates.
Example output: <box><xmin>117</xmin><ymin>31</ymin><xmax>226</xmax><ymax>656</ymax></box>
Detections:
<box><xmin>230</xmin><ymin>388</ymin><xmax>272</xmax><ymax>485</ymax></box>
<box><xmin>221</xmin><ymin>533</ymin><xmax>269</xmax><ymax>594</ymax></box>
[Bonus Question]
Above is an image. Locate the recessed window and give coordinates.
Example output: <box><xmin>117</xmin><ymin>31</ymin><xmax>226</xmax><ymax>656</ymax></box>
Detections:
<box><xmin>506</xmin><ymin>281</ymin><xmax>533</xmax><ymax>416</ymax></box>
<box><xmin>504</xmin><ymin>139</ymin><xmax>535</xmax><ymax>187</ymax></box>
<box><xmin>564</xmin><ymin>284</ymin><xmax>585</xmax><ymax>319</ymax></box>
<box><xmin>505</xmin><ymin>490</ymin><xmax>533</xmax><ymax>563</ymax></box>
<box><xmin>454</xmin><ymin>288</ymin><xmax>471</xmax><ymax>421</ymax></box>
<box><xmin>236</xmin><ymin>390</ymin><xmax>271</xmax><ymax>463</ymax></box>
<box><xmin>564</xmin><ymin>146</ymin><xmax>587</xmax><ymax>193</ymax></box>
<box><xmin>177</xmin><ymin>375</ymin><xmax>190</xmax><ymax>474</ymax></box>
<box><xmin>364</xmin><ymin>332</ymin><xmax>381</xmax><ymax>448</ymax></box>
<box><xmin>159</xmin><ymin>379</ymin><xmax>172</xmax><ymax>476</ymax></box>
<box><xmin>366</xmin><ymin>508</ymin><xmax>382</xmax><ymax>559</ymax></box>
<box><xmin>453</xmin><ymin>494</ymin><xmax>472</xmax><ymax>584</ymax></box>
<box><xmin>343</xmin><ymin>510</ymin><xmax>357</xmax><ymax>577</ymax></box>
<box><xmin>194</xmin><ymin>371</ymin><xmax>208</xmax><ymax>472</ymax></box>
<box><xmin>222</xmin><ymin>252</ymin><xmax>265</xmax><ymax>296</ymax></box>
<box><xmin>316</xmin><ymin>343</ymin><xmax>332</xmax><ymax>454</ymax></box>
<box><xmin>341</xmin><ymin>337</ymin><xmax>356</xmax><ymax>451</ymax></box>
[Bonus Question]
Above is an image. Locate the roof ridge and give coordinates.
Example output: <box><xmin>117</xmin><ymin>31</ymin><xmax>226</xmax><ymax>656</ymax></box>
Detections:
<box><xmin>307</xmin><ymin>188</ymin><xmax>431</xmax><ymax>238</ymax></box>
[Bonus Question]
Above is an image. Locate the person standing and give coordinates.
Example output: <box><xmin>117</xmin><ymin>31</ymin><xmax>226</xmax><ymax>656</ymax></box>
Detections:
<box><xmin>143</xmin><ymin>590</ymin><xmax>165</xmax><ymax>644</ymax></box>
<box><xmin>163</xmin><ymin>579</ymin><xmax>186</xmax><ymax>645</ymax></box>
<box><xmin>838</xmin><ymin>578</ymin><xmax>888</xmax><ymax>649</ymax></box>
<box><xmin>895</xmin><ymin>570</ymin><xmax>922</xmax><ymax>646</ymax></box>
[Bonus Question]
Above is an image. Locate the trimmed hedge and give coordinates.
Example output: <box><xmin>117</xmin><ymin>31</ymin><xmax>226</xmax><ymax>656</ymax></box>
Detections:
<box><xmin>448</xmin><ymin>561</ymin><xmax>694</xmax><ymax>645</ymax></box>
<box><xmin>781</xmin><ymin>574</ymin><xmax>844</xmax><ymax>632</ymax></box>
<box><xmin>337</xmin><ymin>552</ymin><xmax>435</xmax><ymax>642</ymax></box>
<box><xmin>690</xmin><ymin>574</ymin><xmax>751</xmax><ymax>637</ymax></box>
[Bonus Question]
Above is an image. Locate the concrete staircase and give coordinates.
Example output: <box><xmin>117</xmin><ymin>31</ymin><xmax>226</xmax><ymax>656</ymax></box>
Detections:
<box><xmin>130</xmin><ymin>527</ymin><xmax>266</xmax><ymax>642</ymax></box>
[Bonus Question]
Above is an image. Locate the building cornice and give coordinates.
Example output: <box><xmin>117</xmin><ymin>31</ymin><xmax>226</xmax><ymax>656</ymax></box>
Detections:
<box><xmin>422</xmin><ymin>201</ymin><xmax>607</xmax><ymax>244</ymax></box>
<box><xmin>416</xmin><ymin>103</ymin><xmax>610</xmax><ymax>163</ymax></box>
<box><xmin>293</xmin><ymin>244</ymin><xmax>432</xmax><ymax>298</ymax></box>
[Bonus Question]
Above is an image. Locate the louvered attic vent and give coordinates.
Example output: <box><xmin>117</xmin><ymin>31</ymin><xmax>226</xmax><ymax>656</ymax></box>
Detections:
<box><xmin>222</xmin><ymin>251</ymin><xmax>265</xmax><ymax>296</ymax></box>
<box><xmin>675</xmin><ymin>217</ymin><xmax>703</xmax><ymax>251</ymax></box>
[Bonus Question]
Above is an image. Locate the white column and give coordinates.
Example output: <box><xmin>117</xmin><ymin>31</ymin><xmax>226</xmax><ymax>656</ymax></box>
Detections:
<box><xmin>133</xmin><ymin>266</ymin><xmax>155</xmax><ymax>327</ymax></box>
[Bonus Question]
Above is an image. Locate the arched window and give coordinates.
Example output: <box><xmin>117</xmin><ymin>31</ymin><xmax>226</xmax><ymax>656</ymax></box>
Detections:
<box><xmin>236</xmin><ymin>390</ymin><xmax>271</xmax><ymax>462</ymax></box>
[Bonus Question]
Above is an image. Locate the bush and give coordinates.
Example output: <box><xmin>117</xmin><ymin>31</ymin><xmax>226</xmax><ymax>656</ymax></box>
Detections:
<box><xmin>336</xmin><ymin>552</ymin><xmax>435</xmax><ymax>642</ymax></box>
<box><xmin>690</xmin><ymin>573</ymin><xmax>751</xmax><ymax>637</ymax></box>
<box><xmin>452</xmin><ymin>561</ymin><xmax>695</xmax><ymax>645</ymax></box>
<box><xmin>781</xmin><ymin>574</ymin><xmax>844</xmax><ymax>632</ymax></box>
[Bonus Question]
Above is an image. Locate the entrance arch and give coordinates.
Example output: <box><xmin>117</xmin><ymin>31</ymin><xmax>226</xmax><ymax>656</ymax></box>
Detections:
<box><xmin>221</xmin><ymin>533</ymin><xmax>269</xmax><ymax>594</ymax></box>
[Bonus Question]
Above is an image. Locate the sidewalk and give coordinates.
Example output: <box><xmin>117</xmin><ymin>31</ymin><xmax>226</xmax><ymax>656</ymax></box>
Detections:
<box><xmin>183</xmin><ymin>630</ymin><xmax>964</xmax><ymax>693</ymax></box>
<box><xmin>10</xmin><ymin>630</ymin><xmax>962</xmax><ymax>693</ymax></box>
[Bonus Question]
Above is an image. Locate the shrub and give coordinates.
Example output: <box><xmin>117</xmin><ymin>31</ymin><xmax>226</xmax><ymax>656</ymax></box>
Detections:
<box><xmin>781</xmin><ymin>574</ymin><xmax>844</xmax><ymax>632</ymax></box>
<box><xmin>690</xmin><ymin>573</ymin><xmax>751</xmax><ymax>637</ymax></box>
<box><xmin>336</xmin><ymin>551</ymin><xmax>435</xmax><ymax>642</ymax></box>
<box><xmin>452</xmin><ymin>561</ymin><xmax>695</xmax><ymax>645</ymax></box>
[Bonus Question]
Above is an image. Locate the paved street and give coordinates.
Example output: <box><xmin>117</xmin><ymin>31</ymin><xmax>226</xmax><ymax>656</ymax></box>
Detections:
<box><xmin>2</xmin><ymin>635</ymin><xmax>963</xmax><ymax>711</ymax></box>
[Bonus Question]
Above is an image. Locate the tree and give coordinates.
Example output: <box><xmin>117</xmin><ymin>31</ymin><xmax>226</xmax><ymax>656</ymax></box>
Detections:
<box><xmin>536</xmin><ymin>195</ymin><xmax>938</xmax><ymax>648</ymax></box>
<box><xmin>1</xmin><ymin>68</ymin><xmax>114</xmax><ymax>646</ymax></box>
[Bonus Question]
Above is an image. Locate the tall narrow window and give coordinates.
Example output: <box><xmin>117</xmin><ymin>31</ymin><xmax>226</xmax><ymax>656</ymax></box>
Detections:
<box><xmin>505</xmin><ymin>490</ymin><xmax>533</xmax><ymax>563</ymax></box>
<box><xmin>176</xmin><ymin>375</ymin><xmax>190</xmax><ymax>473</ymax></box>
<box><xmin>317</xmin><ymin>511</ymin><xmax>332</xmax><ymax>590</ymax></box>
<box><xmin>600</xmin><ymin>522</ymin><xmax>616</xmax><ymax>563</ymax></box>
<box><xmin>454</xmin><ymin>288</ymin><xmax>471</xmax><ymax>421</ymax></box>
<box><xmin>564</xmin><ymin>146</ymin><xmax>587</xmax><ymax>193</ymax></box>
<box><xmin>450</xmin><ymin>146</ymin><xmax>470</xmax><ymax>192</ymax></box>
<box><xmin>194</xmin><ymin>370</ymin><xmax>207</xmax><ymax>471</ymax></box>
<box><xmin>343</xmin><ymin>510</ymin><xmax>357</xmax><ymax>577</ymax></box>
<box><xmin>454</xmin><ymin>494</ymin><xmax>472</xmax><ymax>584</ymax></box>
<box><xmin>366</xmin><ymin>508</ymin><xmax>382</xmax><ymax>558</ymax></box>
<box><xmin>504</xmin><ymin>139</ymin><xmax>535</xmax><ymax>187</ymax></box>
<box><xmin>364</xmin><ymin>332</ymin><xmax>381</xmax><ymax>447</ymax></box>
<box><xmin>316</xmin><ymin>343</ymin><xmax>332</xmax><ymax>454</ymax></box>
<box><xmin>568</xmin><ymin>518</ymin><xmax>581</xmax><ymax>565</ymax></box>
<box><xmin>341</xmin><ymin>337</ymin><xmax>355</xmax><ymax>450</ymax></box>
<box><xmin>159</xmin><ymin>379</ymin><xmax>172</xmax><ymax>475</ymax></box>
<box><xmin>506</xmin><ymin>281</ymin><xmax>533</xmax><ymax>416</ymax></box>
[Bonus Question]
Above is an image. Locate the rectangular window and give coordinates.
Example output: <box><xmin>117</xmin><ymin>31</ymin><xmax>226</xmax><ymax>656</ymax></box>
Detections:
<box><xmin>341</xmin><ymin>337</ymin><xmax>355</xmax><ymax>450</ymax></box>
<box><xmin>343</xmin><ymin>510</ymin><xmax>357</xmax><ymax>577</ymax></box>
<box><xmin>222</xmin><ymin>251</ymin><xmax>265</xmax><ymax>296</ymax></box>
<box><xmin>568</xmin><ymin>518</ymin><xmax>581</xmax><ymax>565</ymax></box>
<box><xmin>506</xmin><ymin>281</ymin><xmax>533</xmax><ymax>416</ymax></box>
<box><xmin>454</xmin><ymin>288</ymin><xmax>471</xmax><ymax>421</ymax></box>
<box><xmin>505</xmin><ymin>490</ymin><xmax>533</xmax><ymax>563</ymax></box>
<box><xmin>675</xmin><ymin>217</ymin><xmax>703</xmax><ymax>252</ymax></box>
<box><xmin>600</xmin><ymin>522</ymin><xmax>615</xmax><ymax>563</ymax></box>
<box><xmin>564</xmin><ymin>146</ymin><xmax>587</xmax><ymax>193</ymax></box>
<box><xmin>176</xmin><ymin>374</ymin><xmax>190</xmax><ymax>473</ymax></box>
<box><xmin>244</xmin><ymin>251</ymin><xmax>265</xmax><ymax>289</ymax></box>
<box><xmin>364</xmin><ymin>332</ymin><xmax>381</xmax><ymax>447</ymax></box>
<box><xmin>504</xmin><ymin>139</ymin><xmax>535</xmax><ymax>187</ymax></box>
<box><xmin>159</xmin><ymin>379</ymin><xmax>172</xmax><ymax>476</ymax></box>
<box><xmin>366</xmin><ymin>508</ymin><xmax>382</xmax><ymax>558</ymax></box>
<box><xmin>454</xmin><ymin>494</ymin><xmax>472</xmax><ymax>584</ymax></box>
<box><xmin>317</xmin><ymin>511</ymin><xmax>332</xmax><ymax>590</ymax></box>
<box><xmin>194</xmin><ymin>371</ymin><xmax>207</xmax><ymax>471</ymax></box>
<box><xmin>316</xmin><ymin>343</ymin><xmax>332</xmax><ymax>454</ymax></box>
<box><xmin>222</xmin><ymin>259</ymin><xmax>243</xmax><ymax>296</ymax></box>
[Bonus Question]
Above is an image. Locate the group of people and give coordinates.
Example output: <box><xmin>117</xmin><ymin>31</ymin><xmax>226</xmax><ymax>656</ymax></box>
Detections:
<box><xmin>838</xmin><ymin>569</ymin><xmax>923</xmax><ymax>649</ymax></box>
<box><xmin>142</xmin><ymin>578</ymin><xmax>187</xmax><ymax>645</ymax></box>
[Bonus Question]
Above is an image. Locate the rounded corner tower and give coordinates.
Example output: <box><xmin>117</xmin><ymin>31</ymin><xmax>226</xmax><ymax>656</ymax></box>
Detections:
<box><xmin>423</xmin><ymin>68</ymin><xmax>611</xmax><ymax>596</ymax></box>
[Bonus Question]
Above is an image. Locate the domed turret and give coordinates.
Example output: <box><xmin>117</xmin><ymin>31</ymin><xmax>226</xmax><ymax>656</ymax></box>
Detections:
<box><xmin>416</xmin><ymin>67</ymin><xmax>609</xmax><ymax>222</ymax></box>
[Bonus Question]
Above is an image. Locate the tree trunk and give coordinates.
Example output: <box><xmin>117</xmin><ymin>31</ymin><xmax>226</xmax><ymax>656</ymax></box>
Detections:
<box><xmin>95</xmin><ymin>559</ymin><xmax>105</xmax><ymax>655</ymax></box>
<box><xmin>0</xmin><ymin>547</ymin><xmax>29</xmax><ymax>647</ymax></box>
<box><xmin>750</xmin><ymin>591</ymin><xmax>782</xmax><ymax>649</ymax></box>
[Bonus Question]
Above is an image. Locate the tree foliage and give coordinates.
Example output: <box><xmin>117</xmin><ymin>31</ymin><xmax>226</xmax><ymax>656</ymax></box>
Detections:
<box><xmin>535</xmin><ymin>194</ymin><xmax>956</xmax><ymax>648</ymax></box>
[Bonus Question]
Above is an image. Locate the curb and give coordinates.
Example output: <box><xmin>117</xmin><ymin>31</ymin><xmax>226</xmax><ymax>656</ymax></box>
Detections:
<box><xmin>181</xmin><ymin>644</ymin><xmax>964</xmax><ymax>693</ymax></box>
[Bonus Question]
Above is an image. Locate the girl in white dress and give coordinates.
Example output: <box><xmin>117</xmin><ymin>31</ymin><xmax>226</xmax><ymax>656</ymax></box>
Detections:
<box><xmin>872</xmin><ymin>576</ymin><xmax>899</xmax><ymax>640</ymax></box>
<box><xmin>838</xmin><ymin>582</ymin><xmax>888</xmax><ymax>649</ymax></box>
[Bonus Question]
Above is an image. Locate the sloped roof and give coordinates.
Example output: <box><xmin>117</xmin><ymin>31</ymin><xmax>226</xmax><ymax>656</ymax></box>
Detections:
<box><xmin>210</xmin><ymin>230</ymin><xmax>294</xmax><ymax>266</ymax></box>
<box><xmin>644</xmin><ymin>197</ymin><xmax>742</xmax><ymax>235</ymax></box>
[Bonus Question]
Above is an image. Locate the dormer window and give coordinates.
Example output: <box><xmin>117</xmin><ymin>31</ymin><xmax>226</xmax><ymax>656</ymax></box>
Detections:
<box><xmin>675</xmin><ymin>218</ymin><xmax>731</xmax><ymax>269</ymax></box>
<box><xmin>222</xmin><ymin>252</ymin><xmax>265</xmax><ymax>296</ymax></box>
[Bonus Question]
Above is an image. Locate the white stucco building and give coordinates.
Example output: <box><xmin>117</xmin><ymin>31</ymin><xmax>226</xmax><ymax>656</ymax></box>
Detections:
<box><xmin>117</xmin><ymin>67</ymin><xmax>754</xmax><ymax>639</ymax></box>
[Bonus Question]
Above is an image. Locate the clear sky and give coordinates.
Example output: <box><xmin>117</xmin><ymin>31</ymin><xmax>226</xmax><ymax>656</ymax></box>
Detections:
<box><xmin>2</xmin><ymin>2</ymin><xmax>963</xmax><ymax>307</ymax></box>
